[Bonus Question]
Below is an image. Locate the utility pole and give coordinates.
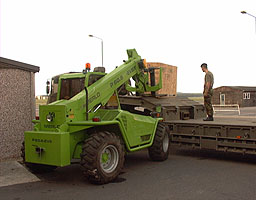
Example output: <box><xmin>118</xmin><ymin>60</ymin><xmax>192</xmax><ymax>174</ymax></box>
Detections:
<box><xmin>241</xmin><ymin>11</ymin><xmax>256</xmax><ymax>34</ymax></box>
<box><xmin>89</xmin><ymin>35</ymin><xmax>104</xmax><ymax>67</ymax></box>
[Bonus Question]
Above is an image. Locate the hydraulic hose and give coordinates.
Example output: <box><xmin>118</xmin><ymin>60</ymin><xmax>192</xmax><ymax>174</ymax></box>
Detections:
<box><xmin>84</xmin><ymin>87</ymin><xmax>89</xmax><ymax>120</ymax></box>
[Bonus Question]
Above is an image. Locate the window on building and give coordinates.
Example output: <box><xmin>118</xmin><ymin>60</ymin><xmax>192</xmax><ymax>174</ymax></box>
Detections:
<box><xmin>243</xmin><ymin>92</ymin><xmax>250</xmax><ymax>99</ymax></box>
<box><xmin>220</xmin><ymin>94</ymin><xmax>225</xmax><ymax>105</ymax></box>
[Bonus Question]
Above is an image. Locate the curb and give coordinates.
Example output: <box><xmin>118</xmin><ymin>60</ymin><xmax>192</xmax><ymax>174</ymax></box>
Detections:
<box><xmin>0</xmin><ymin>161</ymin><xmax>40</xmax><ymax>187</ymax></box>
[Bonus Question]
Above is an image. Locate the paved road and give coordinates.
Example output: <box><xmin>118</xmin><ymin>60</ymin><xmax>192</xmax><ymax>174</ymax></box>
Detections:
<box><xmin>1</xmin><ymin>147</ymin><xmax>256</xmax><ymax>200</ymax></box>
<box><xmin>2</xmin><ymin>108</ymin><xmax>256</xmax><ymax>200</ymax></box>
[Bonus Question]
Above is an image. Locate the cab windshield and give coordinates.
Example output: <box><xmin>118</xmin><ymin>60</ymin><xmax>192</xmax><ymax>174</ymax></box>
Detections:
<box><xmin>48</xmin><ymin>73</ymin><xmax>105</xmax><ymax>103</ymax></box>
<box><xmin>60</xmin><ymin>78</ymin><xmax>85</xmax><ymax>100</ymax></box>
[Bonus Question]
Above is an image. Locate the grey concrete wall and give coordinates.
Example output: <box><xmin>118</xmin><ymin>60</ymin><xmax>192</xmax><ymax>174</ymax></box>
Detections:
<box><xmin>0</xmin><ymin>67</ymin><xmax>35</xmax><ymax>161</ymax></box>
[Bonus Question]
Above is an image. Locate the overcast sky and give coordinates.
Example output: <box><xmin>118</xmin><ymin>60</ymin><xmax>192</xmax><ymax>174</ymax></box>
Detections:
<box><xmin>1</xmin><ymin>0</ymin><xmax>256</xmax><ymax>95</ymax></box>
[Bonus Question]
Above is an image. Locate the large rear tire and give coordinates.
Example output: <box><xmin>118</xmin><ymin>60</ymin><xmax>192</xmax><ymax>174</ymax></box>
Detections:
<box><xmin>80</xmin><ymin>131</ymin><xmax>125</xmax><ymax>184</ymax></box>
<box><xmin>21</xmin><ymin>141</ymin><xmax>57</xmax><ymax>173</ymax></box>
<box><xmin>148</xmin><ymin>123</ymin><xmax>170</xmax><ymax>161</ymax></box>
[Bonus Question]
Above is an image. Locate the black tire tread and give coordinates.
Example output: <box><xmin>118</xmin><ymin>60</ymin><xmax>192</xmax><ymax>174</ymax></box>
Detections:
<box><xmin>80</xmin><ymin>131</ymin><xmax>125</xmax><ymax>184</ymax></box>
<box><xmin>148</xmin><ymin>122</ymin><xmax>170</xmax><ymax>161</ymax></box>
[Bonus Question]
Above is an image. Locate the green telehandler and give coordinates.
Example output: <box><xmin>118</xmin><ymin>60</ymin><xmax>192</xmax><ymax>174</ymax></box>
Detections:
<box><xmin>22</xmin><ymin>49</ymin><xmax>170</xmax><ymax>184</ymax></box>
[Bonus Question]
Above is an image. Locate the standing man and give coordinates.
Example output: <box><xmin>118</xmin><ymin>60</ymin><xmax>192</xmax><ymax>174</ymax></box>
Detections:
<box><xmin>201</xmin><ymin>63</ymin><xmax>214</xmax><ymax>121</ymax></box>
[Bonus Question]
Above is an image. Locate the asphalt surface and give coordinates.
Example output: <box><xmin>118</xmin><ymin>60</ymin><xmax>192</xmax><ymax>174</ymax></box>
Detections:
<box><xmin>1</xmin><ymin>148</ymin><xmax>256</xmax><ymax>200</ymax></box>
<box><xmin>1</xmin><ymin>107</ymin><xmax>256</xmax><ymax>200</ymax></box>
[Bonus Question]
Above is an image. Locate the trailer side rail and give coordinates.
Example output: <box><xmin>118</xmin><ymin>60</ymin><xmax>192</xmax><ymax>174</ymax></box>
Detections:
<box><xmin>167</xmin><ymin>122</ymin><xmax>256</xmax><ymax>155</ymax></box>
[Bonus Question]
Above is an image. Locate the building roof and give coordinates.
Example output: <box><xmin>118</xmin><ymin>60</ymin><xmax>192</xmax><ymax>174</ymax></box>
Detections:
<box><xmin>0</xmin><ymin>57</ymin><xmax>40</xmax><ymax>73</ymax></box>
<box><xmin>215</xmin><ymin>86</ymin><xmax>256</xmax><ymax>92</ymax></box>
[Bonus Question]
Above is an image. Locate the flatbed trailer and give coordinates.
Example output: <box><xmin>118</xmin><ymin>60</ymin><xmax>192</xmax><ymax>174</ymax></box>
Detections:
<box><xmin>119</xmin><ymin>95</ymin><xmax>256</xmax><ymax>156</ymax></box>
<box><xmin>167</xmin><ymin>116</ymin><xmax>256</xmax><ymax>155</ymax></box>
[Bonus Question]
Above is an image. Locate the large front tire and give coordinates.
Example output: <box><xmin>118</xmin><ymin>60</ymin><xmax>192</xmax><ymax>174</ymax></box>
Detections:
<box><xmin>80</xmin><ymin>131</ymin><xmax>125</xmax><ymax>184</ymax></box>
<box><xmin>148</xmin><ymin>123</ymin><xmax>170</xmax><ymax>161</ymax></box>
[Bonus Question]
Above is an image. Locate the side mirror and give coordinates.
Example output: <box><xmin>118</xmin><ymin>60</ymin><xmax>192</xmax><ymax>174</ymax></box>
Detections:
<box><xmin>46</xmin><ymin>80</ymin><xmax>50</xmax><ymax>95</ymax></box>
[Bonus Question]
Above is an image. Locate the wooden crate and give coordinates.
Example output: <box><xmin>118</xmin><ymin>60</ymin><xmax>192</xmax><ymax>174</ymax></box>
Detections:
<box><xmin>146</xmin><ymin>62</ymin><xmax>177</xmax><ymax>96</ymax></box>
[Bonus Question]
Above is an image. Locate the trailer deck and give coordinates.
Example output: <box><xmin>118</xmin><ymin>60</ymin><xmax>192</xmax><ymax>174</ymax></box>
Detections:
<box><xmin>119</xmin><ymin>95</ymin><xmax>206</xmax><ymax>120</ymax></box>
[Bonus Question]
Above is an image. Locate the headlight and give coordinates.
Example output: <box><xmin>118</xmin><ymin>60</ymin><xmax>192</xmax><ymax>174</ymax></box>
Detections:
<box><xmin>46</xmin><ymin>113</ymin><xmax>54</xmax><ymax>122</ymax></box>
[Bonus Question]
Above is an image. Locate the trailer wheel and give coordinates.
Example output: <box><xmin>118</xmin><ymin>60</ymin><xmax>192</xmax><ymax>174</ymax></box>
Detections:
<box><xmin>148</xmin><ymin>122</ymin><xmax>170</xmax><ymax>161</ymax></box>
<box><xmin>21</xmin><ymin>141</ymin><xmax>57</xmax><ymax>173</ymax></box>
<box><xmin>80</xmin><ymin>131</ymin><xmax>125</xmax><ymax>184</ymax></box>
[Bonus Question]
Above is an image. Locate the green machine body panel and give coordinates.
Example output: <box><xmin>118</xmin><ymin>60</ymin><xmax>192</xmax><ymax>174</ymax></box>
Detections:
<box><xmin>24</xmin><ymin>131</ymin><xmax>70</xmax><ymax>166</ymax></box>
<box><xmin>70</xmin><ymin>109</ymin><xmax>160</xmax><ymax>159</ymax></box>
<box><xmin>39</xmin><ymin>105</ymin><xmax>67</xmax><ymax>131</ymax></box>
<box><xmin>118</xmin><ymin>111</ymin><xmax>157</xmax><ymax>148</ymax></box>
<box><xmin>90</xmin><ymin>109</ymin><xmax>159</xmax><ymax>148</ymax></box>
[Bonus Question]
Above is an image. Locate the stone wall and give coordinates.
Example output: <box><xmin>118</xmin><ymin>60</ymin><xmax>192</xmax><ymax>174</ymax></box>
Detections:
<box><xmin>0</xmin><ymin>66</ymin><xmax>35</xmax><ymax>161</ymax></box>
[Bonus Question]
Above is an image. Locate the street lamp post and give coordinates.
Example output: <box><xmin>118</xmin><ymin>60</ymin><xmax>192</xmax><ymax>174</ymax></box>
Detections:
<box><xmin>89</xmin><ymin>35</ymin><xmax>103</xmax><ymax>67</ymax></box>
<box><xmin>241</xmin><ymin>11</ymin><xmax>256</xmax><ymax>34</ymax></box>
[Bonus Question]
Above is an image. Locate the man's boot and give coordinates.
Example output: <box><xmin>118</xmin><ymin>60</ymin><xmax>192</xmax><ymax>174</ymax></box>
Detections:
<box><xmin>203</xmin><ymin>116</ymin><xmax>214</xmax><ymax>121</ymax></box>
